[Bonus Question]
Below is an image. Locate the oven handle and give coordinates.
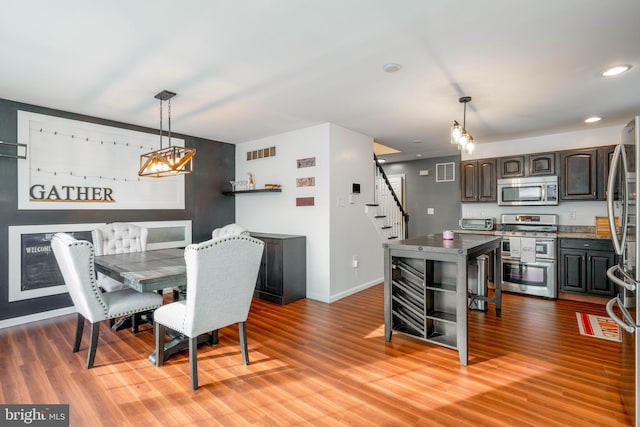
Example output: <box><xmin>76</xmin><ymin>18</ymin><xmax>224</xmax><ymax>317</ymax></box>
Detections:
<box><xmin>606</xmin><ymin>264</ymin><xmax>636</xmax><ymax>292</ymax></box>
<box><xmin>501</xmin><ymin>257</ymin><xmax>555</xmax><ymax>265</ymax></box>
<box><xmin>606</xmin><ymin>296</ymin><xmax>635</xmax><ymax>334</ymax></box>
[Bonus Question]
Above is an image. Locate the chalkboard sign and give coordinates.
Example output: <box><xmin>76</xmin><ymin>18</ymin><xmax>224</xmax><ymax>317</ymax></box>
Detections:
<box><xmin>20</xmin><ymin>231</ymin><xmax>93</xmax><ymax>292</ymax></box>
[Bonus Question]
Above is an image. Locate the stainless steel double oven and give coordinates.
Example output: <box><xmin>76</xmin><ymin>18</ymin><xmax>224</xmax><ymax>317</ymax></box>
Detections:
<box><xmin>497</xmin><ymin>214</ymin><xmax>558</xmax><ymax>298</ymax></box>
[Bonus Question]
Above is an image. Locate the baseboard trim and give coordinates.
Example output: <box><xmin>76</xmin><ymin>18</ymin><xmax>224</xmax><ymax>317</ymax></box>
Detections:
<box><xmin>329</xmin><ymin>278</ymin><xmax>383</xmax><ymax>303</ymax></box>
<box><xmin>0</xmin><ymin>306</ymin><xmax>75</xmax><ymax>329</ymax></box>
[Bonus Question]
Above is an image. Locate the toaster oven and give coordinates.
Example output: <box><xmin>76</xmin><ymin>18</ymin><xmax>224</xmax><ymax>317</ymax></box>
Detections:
<box><xmin>459</xmin><ymin>218</ymin><xmax>495</xmax><ymax>230</ymax></box>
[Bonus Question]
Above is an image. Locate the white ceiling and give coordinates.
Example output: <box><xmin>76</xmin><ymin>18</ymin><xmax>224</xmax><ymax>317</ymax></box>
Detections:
<box><xmin>1</xmin><ymin>1</ymin><xmax>639</xmax><ymax>162</ymax></box>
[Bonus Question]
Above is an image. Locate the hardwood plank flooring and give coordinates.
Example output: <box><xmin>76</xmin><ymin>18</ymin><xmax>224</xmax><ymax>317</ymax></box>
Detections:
<box><xmin>0</xmin><ymin>285</ymin><xmax>631</xmax><ymax>426</ymax></box>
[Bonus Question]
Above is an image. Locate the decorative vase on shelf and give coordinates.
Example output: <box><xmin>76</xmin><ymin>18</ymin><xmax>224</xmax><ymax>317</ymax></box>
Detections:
<box><xmin>248</xmin><ymin>173</ymin><xmax>255</xmax><ymax>190</ymax></box>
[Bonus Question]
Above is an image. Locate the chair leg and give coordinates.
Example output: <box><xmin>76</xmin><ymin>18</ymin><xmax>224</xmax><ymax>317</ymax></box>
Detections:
<box><xmin>189</xmin><ymin>336</ymin><xmax>198</xmax><ymax>390</ymax></box>
<box><xmin>73</xmin><ymin>313</ymin><xmax>84</xmax><ymax>353</ymax></box>
<box><xmin>131</xmin><ymin>313</ymin><xmax>139</xmax><ymax>333</ymax></box>
<box><xmin>239</xmin><ymin>321</ymin><xmax>249</xmax><ymax>366</ymax></box>
<box><xmin>211</xmin><ymin>329</ymin><xmax>219</xmax><ymax>345</ymax></box>
<box><xmin>87</xmin><ymin>322</ymin><xmax>100</xmax><ymax>369</ymax></box>
<box><xmin>155</xmin><ymin>323</ymin><xmax>165</xmax><ymax>367</ymax></box>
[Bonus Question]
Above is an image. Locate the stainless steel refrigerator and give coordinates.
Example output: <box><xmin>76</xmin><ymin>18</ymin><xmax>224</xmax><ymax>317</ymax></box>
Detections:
<box><xmin>606</xmin><ymin>115</ymin><xmax>640</xmax><ymax>427</ymax></box>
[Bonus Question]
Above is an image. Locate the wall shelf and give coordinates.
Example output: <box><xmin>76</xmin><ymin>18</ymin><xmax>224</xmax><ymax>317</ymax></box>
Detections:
<box><xmin>222</xmin><ymin>188</ymin><xmax>282</xmax><ymax>196</ymax></box>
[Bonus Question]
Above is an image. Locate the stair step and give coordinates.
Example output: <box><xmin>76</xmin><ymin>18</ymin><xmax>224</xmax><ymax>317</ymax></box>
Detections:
<box><xmin>388</xmin><ymin>236</ymin><xmax>398</xmax><ymax>240</ymax></box>
<box><xmin>366</xmin><ymin>203</ymin><xmax>379</xmax><ymax>207</ymax></box>
<box><xmin>381</xmin><ymin>226</ymin><xmax>392</xmax><ymax>230</ymax></box>
<box><xmin>375</xmin><ymin>215</ymin><xmax>386</xmax><ymax>219</ymax></box>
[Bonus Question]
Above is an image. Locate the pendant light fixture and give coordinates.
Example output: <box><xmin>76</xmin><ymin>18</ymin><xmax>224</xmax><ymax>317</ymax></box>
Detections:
<box><xmin>450</xmin><ymin>96</ymin><xmax>475</xmax><ymax>155</ymax></box>
<box><xmin>139</xmin><ymin>90</ymin><xmax>196</xmax><ymax>177</ymax></box>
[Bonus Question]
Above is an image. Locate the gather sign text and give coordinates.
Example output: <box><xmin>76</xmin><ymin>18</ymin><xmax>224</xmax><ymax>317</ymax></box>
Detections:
<box><xmin>29</xmin><ymin>184</ymin><xmax>115</xmax><ymax>202</ymax></box>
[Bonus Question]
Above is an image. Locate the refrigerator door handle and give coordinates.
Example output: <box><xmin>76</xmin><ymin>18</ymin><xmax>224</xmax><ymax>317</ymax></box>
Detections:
<box><xmin>606</xmin><ymin>296</ymin><xmax>635</xmax><ymax>334</ymax></box>
<box><xmin>607</xmin><ymin>264</ymin><xmax>637</xmax><ymax>291</ymax></box>
<box><xmin>606</xmin><ymin>143</ymin><xmax>629</xmax><ymax>256</ymax></box>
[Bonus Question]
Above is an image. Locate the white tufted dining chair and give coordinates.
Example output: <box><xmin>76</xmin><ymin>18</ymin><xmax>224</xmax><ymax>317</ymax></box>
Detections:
<box><xmin>153</xmin><ymin>234</ymin><xmax>264</xmax><ymax>390</ymax></box>
<box><xmin>51</xmin><ymin>233</ymin><xmax>163</xmax><ymax>369</ymax></box>
<box><xmin>211</xmin><ymin>223</ymin><xmax>249</xmax><ymax>239</ymax></box>
<box><xmin>92</xmin><ymin>223</ymin><xmax>148</xmax><ymax>292</ymax></box>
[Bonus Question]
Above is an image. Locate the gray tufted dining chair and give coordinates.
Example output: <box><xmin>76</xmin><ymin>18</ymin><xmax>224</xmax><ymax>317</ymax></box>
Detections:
<box><xmin>153</xmin><ymin>234</ymin><xmax>264</xmax><ymax>390</ymax></box>
<box><xmin>51</xmin><ymin>233</ymin><xmax>163</xmax><ymax>369</ymax></box>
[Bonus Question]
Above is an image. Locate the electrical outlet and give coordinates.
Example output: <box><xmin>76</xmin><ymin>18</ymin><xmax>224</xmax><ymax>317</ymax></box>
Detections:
<box><xmin>352</xmin><ymin>256</ymin><xmax>359</xmax><ymax>268</ymax></box>
<box><xmin>427</xmin><ymin>208</ymin><xmax>434</xmax><ymax>215</ymax></box>
<box><xmin>570</xmin><ymin>211</ymin><xmax>576</xmax><ymax>220</ymax></box>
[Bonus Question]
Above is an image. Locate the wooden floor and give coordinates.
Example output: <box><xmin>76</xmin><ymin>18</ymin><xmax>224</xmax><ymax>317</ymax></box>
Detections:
<box><xmin>0</xmin><ymin>284</ymin><xmax>631</xmax><ymax>426</ymax></box>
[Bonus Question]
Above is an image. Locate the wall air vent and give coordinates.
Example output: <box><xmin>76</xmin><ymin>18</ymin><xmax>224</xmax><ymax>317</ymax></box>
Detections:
<box><xmin>436</xmin><ymin>162</ymin><xmax>455</xmax><ymax>182</ymax></box>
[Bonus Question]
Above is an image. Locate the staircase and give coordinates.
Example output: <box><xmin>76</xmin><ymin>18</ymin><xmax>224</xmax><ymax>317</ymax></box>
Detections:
<box><xmin>366</xmin><ymin>154</ymin><xmax>409</xmax><ymax>241</ymax></box>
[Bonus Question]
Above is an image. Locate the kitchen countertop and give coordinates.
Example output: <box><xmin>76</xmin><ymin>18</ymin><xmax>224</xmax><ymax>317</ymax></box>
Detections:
<box><xmin>454</xmin><ymin>227</ymin><xmax>613</xmax><ymax>240</ymax></box>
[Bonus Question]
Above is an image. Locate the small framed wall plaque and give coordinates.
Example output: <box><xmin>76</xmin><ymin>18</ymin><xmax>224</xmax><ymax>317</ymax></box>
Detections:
<box><xmin>296</xmin><ymin>197</ymin><xmax>315</xmax><ymax>207</ymax></box>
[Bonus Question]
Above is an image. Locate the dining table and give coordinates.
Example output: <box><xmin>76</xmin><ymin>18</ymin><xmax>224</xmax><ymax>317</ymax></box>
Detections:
<box><xmin>94</xmin><ymin>248</ymin><xmax>216</xmax><ymax>364</ymax></box>
<box><xmin>94</xmin><ymin>248</ymin><xmax>187</xmax><ymax>293</ymax></box>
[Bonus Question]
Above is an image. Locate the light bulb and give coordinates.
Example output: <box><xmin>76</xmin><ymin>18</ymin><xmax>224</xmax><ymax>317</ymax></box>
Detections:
<box><xmin>465</xmin><ymin>139</ymin><xmax>475</xmax><ymax>154</ymax></box>
<box><xmin>451</xmin><ymin>122</ymin><xmax>462</xmax><ymax>144</ymax></box>
<box><xmin>458</xmin><ymin>131</ymin><xmax>469</xmax><ymax>147</ymax></box>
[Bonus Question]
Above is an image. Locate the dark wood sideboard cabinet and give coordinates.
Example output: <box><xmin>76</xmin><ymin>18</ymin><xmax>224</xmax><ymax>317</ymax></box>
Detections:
<box><xmin>250</xmin><ymin>233</ymin><xmax>306</xmax><ymax>305</ymax></box>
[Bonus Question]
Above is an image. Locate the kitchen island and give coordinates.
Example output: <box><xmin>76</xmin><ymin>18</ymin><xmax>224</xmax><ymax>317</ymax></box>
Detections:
<box><xmin>383</xmin><ymin>233</ymin><xmax>502</xmax><ymax>365</ymax></box>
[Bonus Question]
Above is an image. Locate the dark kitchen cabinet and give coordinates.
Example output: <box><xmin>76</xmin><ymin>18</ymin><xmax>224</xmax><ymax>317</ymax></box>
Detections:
<box><xmin>460</xmin><ymin>159</ymin><xmax>496</xmax><ymax>203</ymax></box>
<box><xmin>499</xmin><ymin>156</ymin><xmax>525</xmax><ymax>178</ymax></box>
<box><xmin>498</xmin><ymin>153</ymin><xmax>556</xmax><ymax>178</ymax></box>
<box><xmin>250</xmin><ymin>233</ymin><xmax>306</xmax><ymax>305</ymax></box>
<box><xmin>559</xmin><ymin>149</ymin><xmax>598</xmax><ymax>200</ymax></box>
<box><xmin>601</xmin><ymin>145</ymin><xmax>632</xmax><ymax>201</ymax></box>
<box><xmin>528</xmin><ymin>152</ymin><xmax>556</xmax><ymax>176</ymax></box>
<box><xmin>558</xmin><ymin>238</ymin><xmax>616</xmax><ymax>297</ymax></box>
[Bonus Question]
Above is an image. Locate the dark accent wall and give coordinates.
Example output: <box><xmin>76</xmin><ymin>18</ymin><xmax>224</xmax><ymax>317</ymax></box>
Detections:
<box><xmin>0</xmin><ymin>98</ymin><xmax>235</xmax><ymax>321</ymax></box>
<box><xmin>382</xmin><ymin>155</ymin><xmax>461</xmax><ymax>237</ymax></box>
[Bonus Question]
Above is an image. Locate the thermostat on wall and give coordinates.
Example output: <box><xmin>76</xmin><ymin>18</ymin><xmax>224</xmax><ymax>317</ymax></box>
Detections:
<box><xmin>351</xmin><ymin>183</ymin><xmax>361</xmax><ymax>194</ymax></box>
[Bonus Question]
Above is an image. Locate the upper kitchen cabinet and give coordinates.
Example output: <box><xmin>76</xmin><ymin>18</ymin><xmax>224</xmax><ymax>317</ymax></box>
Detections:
<box><xmin>499</xmin><ymin>153</ymin><xmax>556</xmax><ymax>178</ymax></box>
<box><xmin>601</xmin><ymin>145</ymin><xmax>630</xmax><ymax>201</ymax></box>
<box><xmin>461</xmin><ymin>159</ymin><xmax>497</xmax><ymax>203</ymax></box>
<box><xmin>559</xmin><ymin>149</ymin><xmax>598</xmax><ymax>200</ymax></box>
<box><xmin>499</xmin><ymin>156</ymin><xmax>525</xmax><ymax>178</ymax></box>
<box><xmin>528</xmin><ymin>152</ymin><xmax>556</xmax><ymax>176</ymax></box>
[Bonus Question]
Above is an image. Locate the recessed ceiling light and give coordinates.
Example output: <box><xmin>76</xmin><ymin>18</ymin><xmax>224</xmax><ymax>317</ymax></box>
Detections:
<box><xmin>378</xmin><ymin>158</ymin><xmax>387</xmax><ymax>163</ymax></box>
<box><xmin>382</xmin><ymin>63</ymin><xmax>402</xmax><ymax>73</ymax></box>
<box><xmin>413</xmin><ymin>139</ymin><xmax>422</xmax><ymax>144</ymax></box>
<box><xmin>601</xmin><ymin>65</ymin><xmax>631</xmax><ymax>77</ymax></box>
<box><xmin>415</xmin><ymin>154</ymin><xmax>423</xmax><ymax>158</ymax></box>
<box><xmin>585</xmin><ymin>116</ymin><xmax>602</xmax><ymax>123</ymax></box>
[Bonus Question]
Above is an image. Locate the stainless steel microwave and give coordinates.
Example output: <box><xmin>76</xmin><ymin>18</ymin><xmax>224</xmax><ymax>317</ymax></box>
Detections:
<box><xmin>497</xmin><ymin>176</ymin><xmax>559</xmax><ymax>206</ymax></box>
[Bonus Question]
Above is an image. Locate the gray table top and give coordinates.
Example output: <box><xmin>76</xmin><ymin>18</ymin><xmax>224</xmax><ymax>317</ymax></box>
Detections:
<box><xmin>94</xmin><ymin>248</ymin><xmax>186</xmax><ymax>292</ymax></box>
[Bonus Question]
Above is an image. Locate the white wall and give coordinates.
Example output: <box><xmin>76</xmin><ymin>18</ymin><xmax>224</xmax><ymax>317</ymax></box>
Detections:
<box><xmin>329</xmin><ymin>124</ymin><xmax>383</xmax><ymax>301</ymax></box>
<box><xmin>460</xmin><ymin>125</ymin><xmax>621</xmax><ymax>225</ymax></box>
<box><xmin>235</xmin><ymin>123</ymin><xmax>382</xmax><ymax>303</ymax></box>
